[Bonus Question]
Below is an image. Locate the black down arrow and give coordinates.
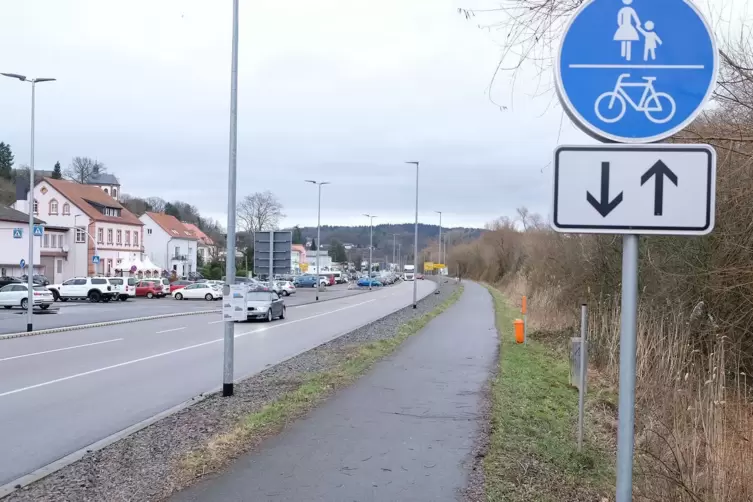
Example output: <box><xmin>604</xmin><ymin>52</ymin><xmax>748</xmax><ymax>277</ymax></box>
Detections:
<box><xmin>640</xmin><ymin>160</ymin><xmax>678</xmax><ymax>216</ymax></box>
<box><xmin>587</xmin><ymin>162</ymin><xmax>623</xmax><ymax>217</ymax></box>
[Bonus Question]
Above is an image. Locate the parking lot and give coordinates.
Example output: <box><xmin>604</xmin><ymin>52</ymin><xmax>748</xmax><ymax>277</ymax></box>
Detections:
<box><xmin>0</xmin><ymin>283</ymin><xmax>365</xmax><ymax>336</ymax></box>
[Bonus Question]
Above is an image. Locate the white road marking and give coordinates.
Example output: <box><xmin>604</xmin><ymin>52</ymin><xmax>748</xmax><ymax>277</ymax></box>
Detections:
<box><xmin>0</xmin><ymin>338</ymin><xmax>123</xmax><ymax>363</ymax></box>
<box><xmin>208</xmin><ymin>320</ymin><xmax>223</xmax><ymax>325</ymax></box>
<box><xmin>0</xmin><ymin>297</ymin><xmax>379</xmax><ymax>399</ymax></box>
<box><xmin>155</xmin><ymin>327</ymin><xmax>186</xmax><ymax>334</ymax></box>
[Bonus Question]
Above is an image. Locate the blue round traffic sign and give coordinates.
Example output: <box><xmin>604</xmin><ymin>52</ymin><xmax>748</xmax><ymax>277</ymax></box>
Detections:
<box><xmin>556</xmin><ymin>0</ymin><xmax>718</xmax><ymax>143</ymax></box>
<box><xmin>20</xmin><ymin>259</ymin><xmax>26</xmax><ymax>269</ymax></box>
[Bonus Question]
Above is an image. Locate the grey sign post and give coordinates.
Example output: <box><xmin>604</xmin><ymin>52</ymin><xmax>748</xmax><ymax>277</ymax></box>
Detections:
<box><xmin>577</xmin><ymin>303</ymin><xmax>588</xmax><ymax>451</ymax></box>
<box><xmin>222</xmin><ymin>0</ymin><xmax>240</xmax><ymax>398</ymax></box>
<box><xmin>554</xmin><ymin>0</ymin><xmax>718</xmax><ymax>498</ymax></box>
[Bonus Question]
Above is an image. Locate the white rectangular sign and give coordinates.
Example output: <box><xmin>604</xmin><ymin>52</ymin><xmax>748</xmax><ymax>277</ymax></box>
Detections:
<box><xmin>222</xmin><ymin>284</ymin><xmax>247</xmax><ymax>321</ymax></box>
<box><xmin>552</xmin><ymin>144</ymin><xmax>716</xmax><ymax>235</ymax></box>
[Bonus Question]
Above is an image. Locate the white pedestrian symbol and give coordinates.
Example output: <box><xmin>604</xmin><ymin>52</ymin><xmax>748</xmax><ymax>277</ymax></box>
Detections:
<box><xmin>595</xmin><ymin>74</ymin><xmax>676</xmax><ymax>124</ymax></box>
<box><xmin>614</xmin><ymin>0</ymin><xmax>661</xmax><ymax>62</ymax></box>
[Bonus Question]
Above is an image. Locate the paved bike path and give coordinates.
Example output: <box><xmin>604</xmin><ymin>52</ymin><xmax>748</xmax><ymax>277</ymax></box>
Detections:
<box><xmin>172</xmin><ymin>281</ymin><xmax>498</xmax><ymax>502</ymax></box>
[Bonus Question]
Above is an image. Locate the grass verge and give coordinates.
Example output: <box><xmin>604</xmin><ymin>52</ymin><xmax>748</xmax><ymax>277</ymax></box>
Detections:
<box><xmin>482</xmin><ymin>284</ymin><xmax>614</xmax><ymax>502</ymax></box>
<box><xmin>178</xmin><ymin>284</ymin><xmax>464</xmax><ymax>481</ymax></box>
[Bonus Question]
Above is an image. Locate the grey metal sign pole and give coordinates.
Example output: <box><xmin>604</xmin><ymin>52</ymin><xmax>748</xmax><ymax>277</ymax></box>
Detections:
<box><xmin>222</xmin><ymin>0</ymin><xmax>239</xmax><ymax>398</ymax></box>
<box><xmin>616</xmin><ymin>234</ymin><xmax>639</xmax><ymax>499</ymax></box>
<box><xmin>268</xmin><ymin>231</ymin><xmax>274</xmax><ymax>281</ymax></box>
<box><xmin>405</xmin><ymin>161</ymin><xmax>419</xmax><ymax>308</ymax></box>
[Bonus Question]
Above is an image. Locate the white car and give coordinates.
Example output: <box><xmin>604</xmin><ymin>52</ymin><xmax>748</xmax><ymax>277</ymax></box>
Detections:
<box><xmin>277</xmin><ymin>281</ymin><xmax>296</xmax><ymax>296</ymax></box>
<box><xmin>106</xmin><ymin>277</ymin><xmax>135</xmax><ymax>301</ymax></box>
<box><xmin>0</xmin><ymin>283</ymin><xmax>54</xmax><ymax>310</ymax></box>
<box><xmin>173</xmin><ymin>283</ymin><xmax>223</xmax><ymax>301</ymax></box>
<box><xmin>47</xmin><ymin>277</ymin><xmax>118</xmax><ymax>303</ymax></box>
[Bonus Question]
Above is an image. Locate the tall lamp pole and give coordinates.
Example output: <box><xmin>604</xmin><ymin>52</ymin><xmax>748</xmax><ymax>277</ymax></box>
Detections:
<box><xmin>363</xmin><ymin>214</ymin><xmax>377</xmax><ymax>290</ymax></box>
<box><xmin>222</xmin><ymin>0</ymin><xmax>240</xmax><ymax>397</ymax></box>
<box><xmin>434</xmin><ymin>210</ymin><xmax>442</xmax><ymax>294</ymax></box>
<box><xmin>305</xmin><ymin>180</ymin><xmax>330</xmax><ymax>300</ymax></box>
<box><xmin>405</xmin><ymin>161</ymin><xmax>419</xmax><ymax>308</ymax></box>
<box><xmin>2</xmin><ymin>72</ymin><xmax>56</xmax><ymax>332</ymax></box>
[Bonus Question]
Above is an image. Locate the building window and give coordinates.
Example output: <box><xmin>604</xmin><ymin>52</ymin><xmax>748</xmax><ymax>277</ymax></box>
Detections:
<box><xmin>33</xmin><ymin>200</ymin><xmax>38</xmax><ymax>214</ymax></box>
<box><xmin>134</xmin><ymin>232</ymin><xmax>139</xmax><ymax>247</ymax></box>
<box><xmin>43</xmin><ymin>234</ymin><xmax>49</xmax><ymax>248</ymax></box>
<box><xmin>57</xmin><ymin>260</ymin><xmax>63</xmax><ymax>274</ymax></box>
<box><xmin>62</xmin><ymin>203</ymin><xmax>70</xmax><ymax>215</ymax></box>
<box><xmin>125</xmin><ymin>230</ymin><xmax>131</xmax><ymax>246</ymax></box>
<box><xmin>107</xmin><ymin>259</ymin><xmax>113</xmax><ymax>275</ymax></box>
<box><xmin>75</xmin><ymin>227</ymin><xmax>86</xmax><ymax>243</ymax></box>
<box><xmin>112</xmin><ymin>188</ymin><xmax>117</xmax><ymax>198</ymax></box>
<box><xmin>147</xmin><ymin>228</ymin><xmax>152</xmax><ymax>235</ymax></box>
<box><xmin>107</xmin><ymin>229</ymin><xmax>113</xmax><ymax>245</ymax></box>
<box><xmin>116</xmin><ymin>230</ymin><xmax>122</xmax><ymax>245</ymax></box>
<box><xmin>51</xmin><ymin>234</ymin><xmax>57</xmax><ymax>248</ymax></box>
<box><xmin>49</xmin><ymin>199</ymin><xmax>59</xmax><ymax>215</ymax></box>
<box><xmin>58</xmin><ymin>234</ymin><xmax>65</xmax><ymax>247</ymax></box>
<box><xmin>97</xmin><ymin>228</ymin><xmax>104</xmax><ymax>244</ymax></box>
<box><xmin>103</xmin><ymin>188</ymin><xmax>109</xmax><ymax>194</ymax></box>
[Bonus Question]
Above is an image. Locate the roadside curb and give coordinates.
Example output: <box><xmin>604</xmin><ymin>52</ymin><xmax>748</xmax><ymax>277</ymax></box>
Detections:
<box><xmin>0</xmin><ymin>282</ymin><xmax>438</xmax><ymax>499</ymax></box>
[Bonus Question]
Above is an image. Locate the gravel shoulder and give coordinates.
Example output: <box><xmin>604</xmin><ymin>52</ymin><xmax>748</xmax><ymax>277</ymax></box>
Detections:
<box><xmin>6</xmin><ymin>280</ymin><xmax>458</xmax><ymax>502</ymax></box>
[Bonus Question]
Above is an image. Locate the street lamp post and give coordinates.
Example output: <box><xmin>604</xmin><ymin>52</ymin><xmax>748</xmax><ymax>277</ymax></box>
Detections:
<box><xmin>363</xmin><ymin>214</ymin><xmax>377</xmax><ymax>290</ymax></box>
<box><xmin>405</xmin><ymin>161</ymin><xmax>419</xmax><ymax>308</ymax></box>
<box><xmin>435</xmin><ymin>210</ymin><xmax>442</xmax><ymax>294</ymax></box>
<box><xmin>222</xmin><ymin>0</ymin><xmax>240</xmax><ymax>398</ymax></box>
<box><xmin>2</xmin><ymin>72</ymin><xmax>56</xmax><ymax>332</ymax></box>
<box><xmin>305</xmin><ymin>180</ymin><xmax>330</xmax><ymax>301</ymax></box>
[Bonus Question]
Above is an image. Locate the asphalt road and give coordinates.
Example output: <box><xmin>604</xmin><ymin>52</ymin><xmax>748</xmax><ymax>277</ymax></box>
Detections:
<box><xmin>0</xmin><ymin>280</ymin><xmax>435</xmax><ymax>485</ymax></box>
<box><xmin>0</xmin><ymin>284</ymin><xmax>364</xmax><ymax>336</ymax></box>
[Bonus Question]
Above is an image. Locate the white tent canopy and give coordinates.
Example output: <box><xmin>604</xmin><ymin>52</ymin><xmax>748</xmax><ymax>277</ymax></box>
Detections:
<box><xmin>115</xmin><ymin>256</ymin><xmax>162</xmax><ymax>278</ymax></box>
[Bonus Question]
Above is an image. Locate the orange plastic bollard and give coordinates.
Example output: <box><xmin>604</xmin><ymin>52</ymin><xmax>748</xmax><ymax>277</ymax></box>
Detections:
<box><xmin>514</xmin><ymin>319</ymin><xmax>525</xmax><ymax>344</ymax></box>
<box><xmin>521</xmin><ymin>296</ymin><xmax>527</xmax><ymax>315</ymax></box>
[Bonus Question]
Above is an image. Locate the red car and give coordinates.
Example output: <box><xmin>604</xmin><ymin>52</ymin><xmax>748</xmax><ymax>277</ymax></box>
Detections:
<box><xmin>169</xmin><ymin>280</ymin><xmax>194</xmax><ymax>293</ymax></box>
<box><xmin>135</xmin><ymin>280</ymin><xmax>165</xmax><ymax>298</ymax></box>
<box><xmin>417</xmin><ymin>274</ymin><xmax>425</xmax><ymax>280</ymax></box>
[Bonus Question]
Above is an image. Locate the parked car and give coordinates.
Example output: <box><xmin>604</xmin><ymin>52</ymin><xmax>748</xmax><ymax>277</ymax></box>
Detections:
<box><xmin>278</xmin><ymin>281</ymin><xmax>296</xmax><ymax>296</ymax></box>
<box><xmin>242</xmin><ymin>290</ymin><xmax>286</xmax><ymax>322</ymax></box>
<box><xmin>0</xmin><ymin>276</ymin><xmax>22</xmax><ymax>289</ymax></box>
<box><xmin>417</xmin><ymin>274</ymin><xmax>425</xmax><ymax>280</ymax></box>
<box><xmin>135</xmin><ymin>280</ymin><xmax>165</xmax><ymax>298</ymax></box>
<box><xmin>0</xmin><ymin>283</ymin><xmax>54</xmax><ymax>310</ymax></box>
<box><xmin>169</xmin><ymin>280</ymin><xmax>194</xmax><ymax>294</ymax></box>
<box><xmin>21</xmin><ymin>274</ymin><xmax>50</xmax><ymax>286</ymax></box>
<box><xmin>158</xmin><ymin>277</ymin><xmax>171</xmax><ymax>296</ymax></box>
<box><xmin>357</xmin><ymin>277</ymin><xmax>383</xmax><ymax>287</ymax></box>
<box><xmin>187</xmin><ymin>271</ymin><xmax>204</xmax><ymax>281</ymax></box>
<box><xmin>293</xmin><ymin>275</ymin><xmax>316</xmax><ymax>287</ymax></box>
<box><xmin>173</xmin><ymin>283</ymin><xmax>222</xmax><ymax>301</ymax></box>
<box><xmin>106</xmin><ymin>277</ymin><xmax>133</xmax><ymax>301</ymax></box>
<box><xmin>48</xmin><ymin>277</ymin><xmax>118</xmax><ymax>302</ymax></box>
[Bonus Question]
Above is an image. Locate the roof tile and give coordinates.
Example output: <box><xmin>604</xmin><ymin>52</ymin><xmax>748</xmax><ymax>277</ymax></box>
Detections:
<box><xmin>41</xmin><ymin>178</ymin><xmax>142</xmax><ymax>225</ymax></box>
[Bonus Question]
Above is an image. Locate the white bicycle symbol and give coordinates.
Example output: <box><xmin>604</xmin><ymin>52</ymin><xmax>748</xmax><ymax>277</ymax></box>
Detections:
<box><xmin>594</xmin><ymin>73</ymin><xmax>676</xmax><ymax>124</ymax></box>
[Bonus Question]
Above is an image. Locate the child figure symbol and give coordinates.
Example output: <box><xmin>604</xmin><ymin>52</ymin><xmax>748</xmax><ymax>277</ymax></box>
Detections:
<box><xmin>614</xmin><ymin>0</ymin><xmax>661</xmax><ymax>61</ymax></box>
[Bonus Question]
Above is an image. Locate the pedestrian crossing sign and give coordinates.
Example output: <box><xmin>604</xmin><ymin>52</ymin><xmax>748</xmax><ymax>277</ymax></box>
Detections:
<box><xmin>13</xmin><ymin>228</ymin><xmax>22</xmax><ymax>239</ymax></box>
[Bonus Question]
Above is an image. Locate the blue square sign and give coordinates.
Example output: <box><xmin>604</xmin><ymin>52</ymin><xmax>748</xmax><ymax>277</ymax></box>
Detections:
<box><xmin>13</xmin><ymin>228</ymin><xmax>22</xmax><ymax>239</ymax></box>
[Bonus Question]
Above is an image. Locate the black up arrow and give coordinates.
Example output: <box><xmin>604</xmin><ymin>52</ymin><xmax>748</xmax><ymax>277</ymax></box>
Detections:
<box><xmin>587</xmin><ymin>162</ymin><xmax>623</xmax><ymax>217</ymax></box>
<box><xmin>640</xmin><ymin>160</ymin><xmax>678</xmax><ymax>216</ymax></box>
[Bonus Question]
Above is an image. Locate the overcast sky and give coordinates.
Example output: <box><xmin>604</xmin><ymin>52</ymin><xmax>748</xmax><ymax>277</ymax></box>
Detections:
<box><xmin>2</xmin><ymin>0</ymin><xmax>740</xmax><ymax>229</ymax></box>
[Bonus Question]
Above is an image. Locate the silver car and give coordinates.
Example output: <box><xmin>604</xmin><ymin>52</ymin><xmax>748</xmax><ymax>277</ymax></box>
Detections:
<box><xmin>245</xmin><ymin>291</ymin><xmax>285</xmax><ymax>322</ymax></box>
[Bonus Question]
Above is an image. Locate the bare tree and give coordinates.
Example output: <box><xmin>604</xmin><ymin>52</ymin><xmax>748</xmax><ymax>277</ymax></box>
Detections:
<box><xmin>145</xmin><ymin>197</ymin><xmax>166</xmax><ymax>213</ymax></box>
<box><xmin>237</xmin><ymin>191</ymin><xmax>285</xmax><ymax>233</ymax></box>
<box><xmin>65</xmin><ymin>157</ymin><xmax>106</xmax><ymax>184</ymax></box>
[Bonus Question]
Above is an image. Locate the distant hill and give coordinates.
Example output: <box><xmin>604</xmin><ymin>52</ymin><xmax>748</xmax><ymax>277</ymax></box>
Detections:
<box><xmin>284</xmin><ymin>223</ymin><xmax>484</xmax><ymax>261</ymax></box>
